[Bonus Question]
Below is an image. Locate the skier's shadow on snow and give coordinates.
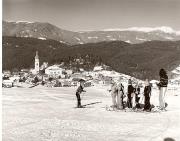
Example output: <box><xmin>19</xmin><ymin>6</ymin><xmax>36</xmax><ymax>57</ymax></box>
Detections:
<box><xmin>82</xmin><ymin>102</ymin><xmax>102</xmax><ymax>107</ymax></box>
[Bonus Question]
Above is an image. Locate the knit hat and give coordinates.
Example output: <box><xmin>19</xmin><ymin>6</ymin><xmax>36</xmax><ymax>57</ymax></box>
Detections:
<box><xmin>128</xmin><ymin>79</ymin><xmax>132</xmax><ymax>85</ymax></box>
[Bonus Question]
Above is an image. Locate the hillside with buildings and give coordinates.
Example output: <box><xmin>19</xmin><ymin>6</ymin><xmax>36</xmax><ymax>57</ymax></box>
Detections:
<box><xmin>3</xmin><ymin>36</ymin><xmax>180</xmax><ymax>80</ymax></box>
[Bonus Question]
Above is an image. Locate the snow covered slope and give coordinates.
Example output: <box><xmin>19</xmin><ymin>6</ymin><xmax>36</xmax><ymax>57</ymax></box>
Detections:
<box><xmin>3</xmin><ymin>21</ymin><xmax>180</xmax><ymax>45</ymax></box>
<box><xmin>172</xmin><ymin>65</ymin><xmax>180</xmax><ymax>75</ymax></box>
<box><xmin>2</xmin><ymin>87</ymin><xmax>180</xmax><ymax>141</ymax></box>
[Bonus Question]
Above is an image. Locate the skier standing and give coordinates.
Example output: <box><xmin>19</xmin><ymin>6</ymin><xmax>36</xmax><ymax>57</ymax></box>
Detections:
<box><xmin>156</xmin><ymin>68</ymin><xmax>168</xmax><ymax>111</ymax></box>
<box><xmin>76</xmin><ymin>79</ymin><xmax>86</xmax><ymax>108</ymax></box>
<box><xmin>110</xmin><ymin>81</ymin><xmax>118</xmax><ymax>110</ymax></box>
<box><xmin>117</xmin><ymin>79</ymin><xmax>124</xmax><ymax>110</ymax></box>
<box><xmin>134</xmin><ymin>82</ymin><xmax>141</xmax><ymax>109</ymax></box>
<box><xmin>127</xmin><ymin>79</ymin><xmax>134</xmax><ymax>108</ymax></box>
<box><xmin>143</xmin><ymin>79</ymin><xmax>152</xmax><ymax>111</ymax></box>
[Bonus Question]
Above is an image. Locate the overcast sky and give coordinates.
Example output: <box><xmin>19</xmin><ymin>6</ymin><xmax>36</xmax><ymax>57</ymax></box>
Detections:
<box><xmin>3</xmin><ymin>0</ymin><xmax>180</xmax><ymax>31</ymax></box>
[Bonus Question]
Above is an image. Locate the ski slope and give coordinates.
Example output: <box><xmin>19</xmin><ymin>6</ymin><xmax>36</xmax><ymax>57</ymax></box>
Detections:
<box><xmin>2</xmin><ymin>86</ymin><xmax>180</xmax><ymax>141</ymax></box>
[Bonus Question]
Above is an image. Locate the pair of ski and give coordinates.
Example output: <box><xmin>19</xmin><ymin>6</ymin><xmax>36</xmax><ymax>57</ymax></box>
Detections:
<box><xmin>105</xmin><ymin>105</ymin><xmax>164</xmax><ymax>113</ymax></box>
<box><xmin>29</xmin><ymin>83</ymin><xmax>39</xmax><ymax>88</ymax></box>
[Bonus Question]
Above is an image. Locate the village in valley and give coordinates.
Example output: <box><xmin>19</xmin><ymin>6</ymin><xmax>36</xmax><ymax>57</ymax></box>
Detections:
<box><xmin>2</xmin><ymin>50</ymin><xmax>140</xmax><ymax>88</ymax></box>
<box><xmin>2</xmin><ymin>50</ymin><xmax>180</xmax><ymax>90</ymax></box>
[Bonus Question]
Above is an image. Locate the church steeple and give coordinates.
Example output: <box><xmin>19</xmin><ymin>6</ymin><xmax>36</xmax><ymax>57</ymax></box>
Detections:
<box><xmin>34</xmin><ymin>51</ymin><xmax>39</xmax><ymax>74</ymax></box>
<box><xmin>35</xmin><ymin>51</ymin><xmax>39</xmax><ymax>59</ymax></box>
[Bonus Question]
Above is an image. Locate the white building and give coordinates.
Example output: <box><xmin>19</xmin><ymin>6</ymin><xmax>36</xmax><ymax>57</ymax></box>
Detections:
<box><xmin>40</xmin><ymin>62</ymin><xmax>48</xmax><ymax>70</ymax></box>
<box><xmin>66</xmin><ymin>70</ymin><xmax>73</xmax><ymax>75</ymax></box>
<box><xmin>3</xmin><ymin>70</ymin><xmax>11</xmax><ymax>77</ymax></box>
<box><xmin>45</xmin><ymin>65</ymin><xmax>65</xmax><ymax>77</ymax></box>
<box><xmin>93</xmin><ymin>66</ymin><xmax>103</xmax><ymax>72</ymax></box>
<box><xmin>3</xmin><ymin>80</ymin><xmax>14</xmax><ymax>87</ymax></box>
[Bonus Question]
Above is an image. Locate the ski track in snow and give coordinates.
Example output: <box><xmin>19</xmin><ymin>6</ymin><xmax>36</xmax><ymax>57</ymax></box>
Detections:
<box><xmin>2</xmin><ymin>86</ymin><xmax>180</xmax><ymax>141</ymax></box>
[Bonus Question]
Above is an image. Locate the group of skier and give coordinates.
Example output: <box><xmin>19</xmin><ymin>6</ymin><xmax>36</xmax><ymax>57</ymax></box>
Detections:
<box><xmin>75</xmin><ymin>68</ymin><xmax>168</xmax><ymax>112</ymax></box>
<box><xmin>109</xmin><ymin>68</ymin><xmax>168</xmax><ymax>111</ymax></box>
<box><xmin>109</xmin><ymin>78</ymin><xmax>152</xmax><ymax>111</ymax></box>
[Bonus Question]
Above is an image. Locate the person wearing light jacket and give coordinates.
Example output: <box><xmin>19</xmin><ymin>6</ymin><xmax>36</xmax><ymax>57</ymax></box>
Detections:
<box><xmin>109</xmin><ymin>81</ymin><xmax>118</xmax><ymax>109</ymax></box>
<box><xmin>117</xmin><ymin>79</ymin><xmax>124</xmax><ymax>110</ymax></box>
<box><xmin>156</xmin><ymin>68</ymin><xmax>168</xmax><ymax>110</ymax></box>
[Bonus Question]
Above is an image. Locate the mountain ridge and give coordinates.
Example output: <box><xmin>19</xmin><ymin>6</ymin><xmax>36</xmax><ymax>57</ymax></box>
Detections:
<box><xmin>3</xmin><ymin>20</ymin><xmax>180</xmax><ymax>45</ymax></box>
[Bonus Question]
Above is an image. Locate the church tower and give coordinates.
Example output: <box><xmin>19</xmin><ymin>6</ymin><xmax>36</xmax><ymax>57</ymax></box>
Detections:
<box><xmin>34</xmin><ymin>51</ymin><xmax>39</xmax><ymax>74</ymax></box>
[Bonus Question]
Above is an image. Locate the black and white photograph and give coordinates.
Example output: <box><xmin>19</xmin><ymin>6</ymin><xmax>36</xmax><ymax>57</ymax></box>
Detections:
<box><xmin>2</xmin><ymin>0</ymin><xmax>180</xmax><ymax>141</ymax></box>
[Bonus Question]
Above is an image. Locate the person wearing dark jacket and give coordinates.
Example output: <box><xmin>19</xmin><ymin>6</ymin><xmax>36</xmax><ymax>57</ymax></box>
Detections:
<box><xmin>76</xmin><ymin>80</ymin><xmax>86</xmax><ymax>108</ymax></box>
<box><xmin>156</xmin><ymin>68</ymin><xmax>168</xmax><ymax>110</ymax></box>
<box><xmin>127</xmin><ymin>79</ymin><xmax>134</xmax><ymax>108</ymax></box>
<box><xmin>143</xmin><ymin>79</ymin><xmax>151</xmax><ymax>111</ymax></box>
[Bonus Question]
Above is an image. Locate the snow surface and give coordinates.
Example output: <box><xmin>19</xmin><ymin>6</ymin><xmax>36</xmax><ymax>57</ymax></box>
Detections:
<box><xmin>136</xmin><ymin>37</ymin><xmax>147</xmax><ymax>41</ymax></box>
<box><xmin>15</xmin><ymin>21</ymin><xmax>35</xmax><ymax>24</ymax></box>
<box><xmin>176</xmin><ymin>31</ymin><xmax>180</xmax><ymax>35</ymax></box>
<box><xmin>165</xmin><ymin>37</ymin><xmax>174</xmax><ymax>40</ymax></box>
<box><xmin>171</xmin><ymin>65</ymin><xmax>180</xmax><ymax>76</ymax></box>
<box><xmin>106</xmin><ymin>35</ymin><xmax>112</xmax><ymax>38</ymax></box>
<box><xmin>74</xmin><ymin>37</ymin><xmax>81</xmax><ymax>41</ymax></box>
<box><xmin>87</xmin><ymin>36</ymin><xmax>98</xmax><ymax>39</ymax></box>
<box><xmin>125</xmin><ymin>40</ymin><xmax>131</xmax><ymax>43</ymax></box>
<box><xmin>38</xmin><ymin>37</ymin><xmax>46</xmax><ymax>40</ymax></box>
<box><xmin>2</xmin><ymin>86</ymin><xmax>180</xmax><ymax>141</ymax></box>
<box><xmin>109</xmin><ymin>38</ymin><xmax>116</xmax><ymax>41</ymax></box>
<box><xmin>103</xmin><ymin>26</ymin><xmax>180</xmax><ymax>35</ymax></box>
<box><xmin>59</xmin><ymin>40</ymin><xmax>67</xmax><ymax>44</ymax></box>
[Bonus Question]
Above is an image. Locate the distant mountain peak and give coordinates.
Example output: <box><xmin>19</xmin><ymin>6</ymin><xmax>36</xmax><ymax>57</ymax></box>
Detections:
<box><xmin>103</xmin><ymin>26</ymin><xmax>179</xmax><ymax>34</ymax></box>
<box><xmin>15</xmin><ymin>21</ymin><xmax>35</xmax><ymax>24</ymax></box>
<box><xmin>3</xmin><ymin>21</ymin><xmax>180</xmax><ymax>45</ymax></box>
<box><xmin>3</xmin><ymin>20</ymin><xmax>35</xmax><ymax>24</ymax></box>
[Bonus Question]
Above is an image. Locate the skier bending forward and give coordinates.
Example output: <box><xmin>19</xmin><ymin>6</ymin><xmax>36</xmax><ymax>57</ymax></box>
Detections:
<box><xmin>76</xmin><ymin>80</ymin><xmax>86</xmax><ymax>108</ymax></box>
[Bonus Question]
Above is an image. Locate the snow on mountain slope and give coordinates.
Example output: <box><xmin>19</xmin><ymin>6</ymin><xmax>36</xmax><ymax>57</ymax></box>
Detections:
<box><xmin>103</xmin><ymin>26</ymin><xmax>178</xmax><ymax>34</ymax></box>
<box><xmin>172</xmin><ymin>65</ymin><xmax>180</xmax><ymax>75</ymax></box>
<box><xmin>38</xmin><ymin>37</ymin><xmax>46</xmax><ymax>40</ymax></box>
<box><xmin>3</xmin><ymin>21</ymin><xmax>180</xmax><ymax>45</ymax></box>
<box><xmin>170</xmin><ymin>65</ymin><xmax>180</xmax><ymax>85</ymax></box>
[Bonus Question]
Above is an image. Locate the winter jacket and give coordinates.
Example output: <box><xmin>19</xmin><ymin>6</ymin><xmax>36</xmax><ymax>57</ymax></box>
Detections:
<box><xmin>111</xmin><ymin>84</ymin><xmax>118</xmax><ymax>94</ymax></box>
<box><xmin>144</xmin><ymin>86</ymin><xmax>151</xmax><ymax>97</ymax></box>
<box><xmin>128</xmin><ymin>85</ymin><xmax>135</xmax><ymax>95</ymax></box>
<box><xmin>158</xmin><ymin>75</ymin><xmax>168</xmax><ymax>87</ymax></box>
<box><xmin>144</xmin><ymin>85</ymin><xmax>151</xmax><ymax>110</ymax></box>
<box><xmin>135</xmin><ymin>87</ymin><xmax>140</xmax><ymax>95</ymax></box>
<box><xmin>76</xmin><ymin>85</ymin><xmax>85</xmax><ymax>94</ymax></box>
<box><xmin>117</xmin><ymin>83</ymin><xmax>124</xmax><ymax>91</ymax></box>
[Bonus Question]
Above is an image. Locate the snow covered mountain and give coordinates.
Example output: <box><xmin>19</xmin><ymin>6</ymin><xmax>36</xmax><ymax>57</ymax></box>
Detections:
<box><xmin>172</xmin><ymin>65</ymin><xmax>180</xmax><ymax>75</ymax></box>
<box><xmin>170</xmin><ymin>65</ymin><xmax>180</xmax><ymax>86</ymax></box>
<box><xmin>3</xmin><ymin>21</ymin><xmax>180</xmax><ymax>45</ymax></box>
<box><xmin>102</xmin><ymin>26</ymin><xmax>179</xmax><ymax>34</ymax></box>
<box><xmin>171</xmin><ymin>65</ymin><xmax>180</xmax><ymax>80</ymax></box>
<box><xmin>2</xmin><ymin>21</ymin><xmax>80</xmax><ymax>45</ymax></box>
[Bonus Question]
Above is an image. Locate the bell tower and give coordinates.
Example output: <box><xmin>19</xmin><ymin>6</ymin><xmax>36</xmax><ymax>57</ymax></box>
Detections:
<box><xmin>35</xmin><ymin>51</ymin><xmax>39</xmax><ymax>74</ymax></box>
